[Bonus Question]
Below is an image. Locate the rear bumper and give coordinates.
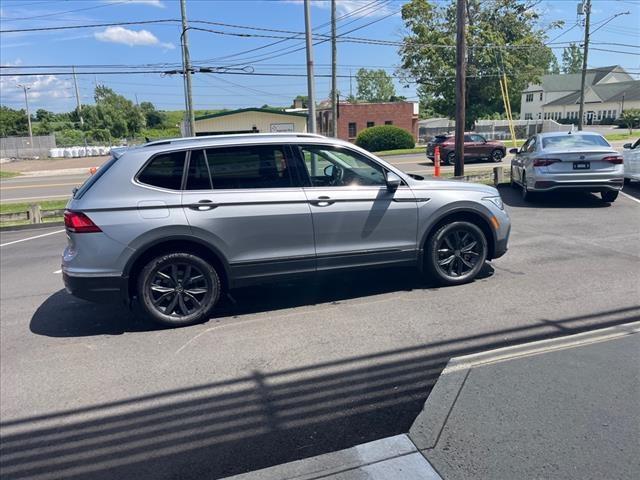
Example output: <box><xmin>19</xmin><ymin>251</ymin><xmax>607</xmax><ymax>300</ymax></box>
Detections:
<box><xmin>63</xmin><ymin>272</ymin><xmax>128</xmax><ymax>304</ymax></box>
<box><xmin>531</xmin><ymin>178</ymin><xmax>624</xmax><ymax>192</ymax></box>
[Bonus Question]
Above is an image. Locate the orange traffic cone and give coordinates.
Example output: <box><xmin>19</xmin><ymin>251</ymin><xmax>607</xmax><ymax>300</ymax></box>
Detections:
<box><xmin>434</xmin><ymin>146</ymin><xmax>441</xmax><ymax>177</ymax></box>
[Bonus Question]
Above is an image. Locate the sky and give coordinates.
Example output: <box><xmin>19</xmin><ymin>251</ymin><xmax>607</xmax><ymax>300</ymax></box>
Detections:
<box><xmin>0</xmin><ymin>0</ymin><xmax>639</xmax><ymax>114</ymax></box>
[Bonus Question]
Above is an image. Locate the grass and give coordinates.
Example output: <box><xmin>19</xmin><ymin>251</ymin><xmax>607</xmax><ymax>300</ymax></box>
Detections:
<box><xmin>604</xmin><ymin>132</ymin><xmax>637</xmax><ymax>142</ymax></box>
<box><xmin>0</xmin><ymin>199</ymin><xmax>68</xmax><ymax>215</ymax></box>
<box><xmin>0</xmin><ymin>171</ymin><xmax>20</xmax><ymax>179</ymax></box>
<box><xmin>374</xmin><ymin>147</ymin><xmax>426</xmax><ymax>156</ymax></box>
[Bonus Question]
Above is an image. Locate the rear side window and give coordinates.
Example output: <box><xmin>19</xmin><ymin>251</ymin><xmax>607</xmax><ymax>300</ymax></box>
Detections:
<box><xmin>206</xmin><ymin>145</ymin><xmax>297</xmax><ymax>189</ymax></box>
<box><xmin>74</xmin><ymin>155</ymin><xmax>118</xmax><ymax>199</ymax></box>
<box><xmin>138</xmin><ymin>151</ymin><xmax>186</xmax><ymax>190</ymax></box>
<box><xmin>186</xmin><ymin>150</ymin><xmax>212</xmax><ymax>190</ymax></box>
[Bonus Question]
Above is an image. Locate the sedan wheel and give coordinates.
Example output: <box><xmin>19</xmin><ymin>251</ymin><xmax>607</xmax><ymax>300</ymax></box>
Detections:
<box><xmin>425</xmin><ymin>221</ymin><xmax>488</xmax><ymax>285</ymax></box>
<box><xmin>139</xmin><ymin>252</ymin><xmax>220</xmax><ymax>327</ymax></box>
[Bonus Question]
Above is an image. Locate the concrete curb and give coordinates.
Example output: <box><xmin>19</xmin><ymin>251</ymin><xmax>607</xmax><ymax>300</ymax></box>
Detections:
<box><xmin>408</xmin><ymin>321</ymin><xmax>640</xmax><ymax>451</ymax></box>
<box><xmin>17</xmin><ymin>168</ymin><xmax>93</xmax><ymax>177</ymax></box>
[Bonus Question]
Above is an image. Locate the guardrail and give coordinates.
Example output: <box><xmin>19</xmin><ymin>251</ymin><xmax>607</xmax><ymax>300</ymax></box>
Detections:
<box><xmin>0</xmin><ymin>205</ymin><xmax>65</xmax><ymax>225</ymax></box>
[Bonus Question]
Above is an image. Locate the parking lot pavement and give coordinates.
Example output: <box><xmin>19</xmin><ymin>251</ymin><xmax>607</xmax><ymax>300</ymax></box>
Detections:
<box><xmin>1</xmin><ymin>188</ymin><xmax>639</xmax><ymax>480</ymax></box>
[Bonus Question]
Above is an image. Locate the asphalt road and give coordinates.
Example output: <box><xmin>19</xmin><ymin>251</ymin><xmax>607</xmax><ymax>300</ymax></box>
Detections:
<box><xmin>1</xmin><ymin>185</ymin><xmax>639</xmax><ymax>480</ymax></box>
<box><xmin>0</xmin><ymin>155</ymin><xmax>509</xmax><ymax>204</ymax></box>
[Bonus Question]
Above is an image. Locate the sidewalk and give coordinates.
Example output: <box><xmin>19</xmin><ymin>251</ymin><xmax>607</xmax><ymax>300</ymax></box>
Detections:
<box><xmin>225</xmin><ymin>322</ymin><xmax>640</xmax><ymax>479</ymax></box>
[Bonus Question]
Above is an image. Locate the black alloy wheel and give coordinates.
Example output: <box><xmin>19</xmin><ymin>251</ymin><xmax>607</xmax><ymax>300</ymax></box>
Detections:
<box><xmin>444</xmin><ymin>152</ymin><xmax>455</xmax><ymax>166</ymax></box>
<box><xmin>491</xmin><ymin>149</ymin><xmax>504</xmax><ymax>162</ymax></box>
<box><xmin>139</xmin><ymin>252</ymin><xmax>220</xmax><ymax>327</ymax></box>
<box><xmin>425</xmin><ymin>221</ymin><xmax>488</xmax><ymax>285</ymax></box>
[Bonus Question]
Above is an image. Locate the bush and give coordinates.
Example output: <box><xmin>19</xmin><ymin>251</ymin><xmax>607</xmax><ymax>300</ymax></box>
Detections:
<box><xmin>355</xmin><ymin>125</ymin><xmax>415</xmax><ymax>152</ymax></box>
<box><xmin>55</xmin><ymin>129</ymin><xmax>85</xmax><ymax>147</ymax></box>
<box><xmin>88</xmin><ymin>128</ymin><xmax>111</xmax><ymax>143</ymax></box>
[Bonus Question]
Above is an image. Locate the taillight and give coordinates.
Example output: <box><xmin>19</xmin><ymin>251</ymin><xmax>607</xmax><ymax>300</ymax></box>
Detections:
<box><xmin>64</xmin><ymin>210</ymin><xmax>101</xmax><ymax>233</ymax></box>
<box><xmin>602</xmin><ymin>155</ymin><xmax>623</xmax><ymax>164</ymax></box>
<box><xmin>533</xmin><ymin>158</ymin><xmax>561</xmax><ymax>167</ymax></box>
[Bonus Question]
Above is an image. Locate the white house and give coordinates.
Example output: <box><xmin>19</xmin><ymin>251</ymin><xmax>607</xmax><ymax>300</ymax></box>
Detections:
<box><xmin>520</xmin><ymin>66</ymin><xmax>640</xmax><ymax>125</ymax></box>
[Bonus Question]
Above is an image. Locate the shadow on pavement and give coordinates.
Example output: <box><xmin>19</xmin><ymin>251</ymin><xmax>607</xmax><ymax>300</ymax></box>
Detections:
<box><xmin>622</xmin><ymin>181</ymin><xmax>640</xmax><ymax>201</ymax></box>
<box><xmin>6</xmin><ymin>305</ymin><xmax>639</xmax><ymax>480</ymax></box>
<box><xmin>29</xmin><ymin>265</ymin><xmax>495</xmax><ymax>338</ymax></box>
<box><xmin>498</xmin><ymin>184</ymin><xmax>611</xmax><ymax>209</ymax></box>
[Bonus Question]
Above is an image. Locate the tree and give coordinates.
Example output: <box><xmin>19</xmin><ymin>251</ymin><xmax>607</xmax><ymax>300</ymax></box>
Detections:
<box><xmin>548</xmin><ymin>55</ymin><xmax>560</xmax><ymax>75</ymax></box>
<box><xmin>620</xmin><ymin>108</ymin><xmax>640</xmax><ymax>134</ymax></box>
<box><xmin>398</xmin><ymin>0</ymin><xmax>559</xmax><ymax>125</ymax></box>
<box><xmin>78</xmin><ymin>86</ymin><xmax>144</xmax><ymax>138</ymax></box>
<box><xmin>356</xmin><ymin>68</ymin><xmax>396</xmax><ymax>102</ymax></box>
<box><xmin>139</xmin><ymin>101</ymin><xmax>166</xmax><ymax>128</ymax></box>
<box><xmin>561</xmin><ymin>43</ymin><xmax>584</xmax><ymax>74</ymax></box>
<box><xmin>35</xmin><ymin>109</ymin><xmax>54</xmax><ymax>123</ymax></box>
<box><xmin>0</xmin><ymin>106</ymin><xmax>28</xmax><ymax>136</ymax></box>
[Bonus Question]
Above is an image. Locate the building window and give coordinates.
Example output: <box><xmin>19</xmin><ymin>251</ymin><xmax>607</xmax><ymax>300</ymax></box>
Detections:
<box><xmin>524</xmin><ymin>113</ymin><xmax>533</xmax><ymax>120</ymax></box>
<box><xmin>613</xmin><ymin>110</ymin><xmax>617</xmax><ymax>118</ymax></box>
<box><xmin>539</xmin><ymin>92</ymin><xmax>543</xmax><ymax>101</ymax></box>
<box><xmin>525</xmin><ymin>93</ymin><xmax>533</xmax><ymax>102</ymax></box>
<box><xmin>366</xmin><ymin>121</ymin><xmax>375</xmax><ymax>128</ymax></box>
<box><xmin>598</xmin><ymin>110</ymin><xmax>602</xmax><ymax>120</ymax></box>
<box><xmin>385</xmin><ymin>120</ymin><xmax>393</xmax><ymax>125</ymax></box>
<box><xmin>348</xmin><ymin>122</ymin><xmax>357</xmax><ymax>138</ymax></box>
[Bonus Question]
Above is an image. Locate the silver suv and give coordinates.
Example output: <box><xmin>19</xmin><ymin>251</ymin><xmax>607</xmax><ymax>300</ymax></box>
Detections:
<box><xmin>62</xmin><ymin>133</ymin><xmax>510</xmax><ymax>326</ymax></box>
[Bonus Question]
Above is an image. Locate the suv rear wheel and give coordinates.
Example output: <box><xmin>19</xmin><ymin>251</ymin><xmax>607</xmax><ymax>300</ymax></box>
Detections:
<box><xmin>138</xmin><ymin>252</ymin><xmax>220</xmax><ymax>327</ymax></box>
<box><xmin>425</xmin><ymin>221</ymin><xmax>488</xmax><ymax>285</ymax></box>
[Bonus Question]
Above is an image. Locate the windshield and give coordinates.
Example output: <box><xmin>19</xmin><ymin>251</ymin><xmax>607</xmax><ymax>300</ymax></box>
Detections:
<box><xmin>542</xmin><ymin>134</ymin><xmax>610</xmax><ymax>150</ymax></box>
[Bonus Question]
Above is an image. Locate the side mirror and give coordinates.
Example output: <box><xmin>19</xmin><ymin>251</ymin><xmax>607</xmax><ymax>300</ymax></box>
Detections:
<box><xmin>509</xmin><ymin>148</ymin><xmax>519</xmax><ymax>154</ymax></box>
<box><xmin>323</xmin><ymin>164</ymin><xmax>334</xmax><ymax>177</ymax></box>
<box><xmin>386</xmin><ymin>172</ymin><xmax>402</xmax><ymax>192</ymax></box>
<box><xmin>623</xmin><ymin>143</ymin><xmax>632</xmax><ymax>149</ymax></box>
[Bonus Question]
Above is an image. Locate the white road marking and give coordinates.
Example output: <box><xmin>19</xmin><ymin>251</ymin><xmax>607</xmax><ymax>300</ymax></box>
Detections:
<box><xmin>53</xmin><ymin>269</ymin><xmax>62</xmax><ymax>274</ymax></box>
<box><xmin>621</xmin><ymin>191</ymin><xmax>640</xmax><ymax>204</ymax></box>
<box><xmin>0</xmin><ymin>229</ymin><xmax>65</xmax><ymax>248</ymax></box>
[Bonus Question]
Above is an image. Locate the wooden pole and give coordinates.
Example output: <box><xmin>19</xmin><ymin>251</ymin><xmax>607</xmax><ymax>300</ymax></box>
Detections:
<box><xmin>454</xmin><ymin>0</ymin><xmax>467</xmax><ymax>177</ymax></box>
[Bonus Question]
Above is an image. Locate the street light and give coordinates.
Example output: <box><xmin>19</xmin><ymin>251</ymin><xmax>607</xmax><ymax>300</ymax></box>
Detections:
<box><xmin>16</xmin><ymin>84</ymin><xmax>33</xmax><ymax>145</ymax></box>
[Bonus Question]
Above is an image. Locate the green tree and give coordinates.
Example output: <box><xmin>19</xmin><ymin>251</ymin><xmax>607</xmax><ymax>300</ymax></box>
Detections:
<box><xmin>139</xmin><ymin>101</ymin><xmax>166</xmax><ymax>128</ymax></box>
<box><xmin>77</xmin><ymin>86</ymin><xmax>144</xmax><ymax>138</ymax></box>
<box><xmin>35</xmin><ymin>108</ymin><xmax>54</xmax><ymax>123</ymax></box>
<box><xmin>548</xmin><ymin>55</ymin><xmax>560</xmax><ymax>75</ymax></box>
<box><xmin>397</xmin><ymin>0</ymin><xmax>559</xmax><ymax>125</ymax></box>
<box><xmin>356</xmin><ymin>68</ymin><xmax>396</xmax><ymax>102</ymax></box>
<box><xmin>0</xmin><ymin>106</ymin><xmax>28</xmax><ymax>136</ymax></box>
<box><xmin>620</xmin><ymin>108</ymin><xmax>640</xmax><ymax>133</ymax></box>
<box><xmin>561</xmin><ymin>43</ymin><xmax>584</xmax><ymax>74</ymax></box>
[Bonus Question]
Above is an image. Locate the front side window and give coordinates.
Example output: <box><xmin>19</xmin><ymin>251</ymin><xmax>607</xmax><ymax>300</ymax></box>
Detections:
<box><xmin>186</xmin><ymin>150</ymin><xmax>212</xmax><ymax>190</ymax></box>
<box><xmin>137</xmin><ymin>151</ymin><xmax>186</xmax><ymax>190</ymax></box>
<box><xmin>526</xmin><ymin>137</ymin><xmax>537</xmax><ymax>153</ymax></box>
<box><xmin>299</xmin><ymin>146</ymin><xmax>386</xmax><ymax>187</ymax></box>
<box><xmin>206</xmin><ymin>145</ymin><xmax>296</xmax><ymax>189</ymax></box>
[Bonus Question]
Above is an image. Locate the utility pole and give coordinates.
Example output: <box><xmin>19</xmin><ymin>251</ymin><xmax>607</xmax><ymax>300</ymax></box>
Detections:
<box><xmin>331</xmin><ymin>0</ymin><xmax>338</xmax><ymax>137</ymax></box>
<box><xmin>17</xmin><ymin>84</ymin><xmax>33</xmax><ymax>144</ymax></box>
<box><xmin>72</xmin><ymin>66</ymin><xmax>84</xmax><ymax>129</ymax></box>
<box><xmin>454</xmin><ymin>0</ymin><xmax>466</xmax><ymax>177</ymax></box>
<box><xmin>180</xmin><ymin>0</ymin><xmax>196</xmax><ymax>136</ymax></box>
<box><xmin>304</xmin><ymin>0</ymin><xmax>317</xmax><ymax>133</ymax></box>
<box><xmin>578</xmin><ymin>0</ymin><xmax>591</xmax><ymax>131</ymax></box>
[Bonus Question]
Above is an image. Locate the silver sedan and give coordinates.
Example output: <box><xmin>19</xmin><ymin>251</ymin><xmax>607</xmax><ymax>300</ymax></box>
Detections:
<box><xmin>510</xmin><ymin>131</ymin><xmax>624</xmax><ymax>203</ymax></box>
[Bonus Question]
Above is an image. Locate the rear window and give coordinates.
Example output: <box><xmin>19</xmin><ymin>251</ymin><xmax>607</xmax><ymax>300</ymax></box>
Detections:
<box><xmin>542</xmin><ymin>135</ymin><xmax>609</xmax><ymax>150</ymax></box>
<box><xmin>73</xmin><ymin>155</ymin><xmax>118</xmax><ymax>199</ymax></box>
<box><xmin>137</xmin><ymin>151</ymin><xmax>186</xmax><ymax>190</ymax></box>
<box><xmin>432</xmin><ymin>136</ymin><xmax>449</xmax><ymax>143</ymax></box>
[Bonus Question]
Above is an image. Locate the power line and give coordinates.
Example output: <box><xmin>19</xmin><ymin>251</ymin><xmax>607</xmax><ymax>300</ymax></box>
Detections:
<box><xmin>0</xmin><ymin>0</ymin><xmax>128</xmax><ymax>21</ymax></box>
<box><xmin>0</xmin><ymin>19</ymin><xmax>180</xmax><ymax>34</ymax></box>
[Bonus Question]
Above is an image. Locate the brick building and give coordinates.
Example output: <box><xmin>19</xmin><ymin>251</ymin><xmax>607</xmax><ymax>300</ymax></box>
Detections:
<box><xmin>316</xmin><ymin>101</ymin><xmax>419</xmax><ymax>142</ymax></box>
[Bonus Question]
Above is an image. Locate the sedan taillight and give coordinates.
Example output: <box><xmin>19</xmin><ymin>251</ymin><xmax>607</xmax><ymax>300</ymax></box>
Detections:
<box><xmin>64</xmin><ymin>210</ymin><xmax>102</xmax><ymax>233</ymax></box>
<box><xmin>533</xmin><ymin>158</ymin><xmax>561</xmax><ymax>167</ymax></box>
<box><xmin>602</xmin><ymin>155</ymin><xmax>623</xmax><ymax>164</ymax></box>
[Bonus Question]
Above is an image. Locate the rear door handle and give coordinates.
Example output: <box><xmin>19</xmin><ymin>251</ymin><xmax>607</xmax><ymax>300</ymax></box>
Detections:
<box><xmin>310</xmin><ymin>196</ymin><xmax>334</xmax><ymax>207</ymax></box>
<box><xmin>189</xmin><ymin>200</ymin><xmax>218</xmax><ymax>211</ymax></box>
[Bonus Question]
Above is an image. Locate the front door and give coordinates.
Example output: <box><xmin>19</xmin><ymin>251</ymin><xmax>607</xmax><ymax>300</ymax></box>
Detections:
<box><xmin>181</xmin><ymin>146</ymin><xmax>315</xmax><ymax>283</ymax></box>
<box><xmin>295</xmin><ymin>144</ymin><xmax>418</xmax><ymax>270</ymax></box>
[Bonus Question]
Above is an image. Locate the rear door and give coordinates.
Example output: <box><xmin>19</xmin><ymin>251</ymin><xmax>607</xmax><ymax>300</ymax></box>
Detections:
<box><xmin>295</xmin><ymin>144</ymin><xmax>418</xmax><ymax>270</ymax></box>
<box><xmin>181</xmin><ymin>145</ymin><xmax>315</xmax><ymax>283</ymax></box>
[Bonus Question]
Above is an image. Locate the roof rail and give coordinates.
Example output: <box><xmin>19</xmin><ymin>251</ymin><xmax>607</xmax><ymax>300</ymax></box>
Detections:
<box><xmin>143</xmin><ymin>132</ymin><xmax>325</xmax><ymax>147</ymax></box>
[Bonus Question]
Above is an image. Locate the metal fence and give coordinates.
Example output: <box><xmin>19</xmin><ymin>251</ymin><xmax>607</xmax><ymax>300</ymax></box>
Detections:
<box><xmin>419</xmin><ymin>119</ymin><xmax>569</xmax><ymax>143</ymax></box>
<box><xmin>0</xmin><ymin>134</ymin><xmax>56</xmax><ymax>160</ymax></box>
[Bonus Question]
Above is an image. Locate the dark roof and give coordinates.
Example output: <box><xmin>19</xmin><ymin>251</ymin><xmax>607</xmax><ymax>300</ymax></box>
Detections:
<box><xmin>524</xmin><ymin>66</ymin><xmax>631</xmax><ymax>93</ymax></box>
<box><xmin>544</xmin><ymin>79</ymin><xmax>640</xmax><ymax>106</ymax></box>
<box><xmin>195</xmin><ymin>108</ymin><xmax>307</xmax><ymax>121</ymax></box>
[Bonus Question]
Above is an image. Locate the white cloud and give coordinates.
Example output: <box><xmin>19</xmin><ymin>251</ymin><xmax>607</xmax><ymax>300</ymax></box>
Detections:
<box><xmin>104</xmin><ymin>0</ymin><xmax>165</xmax><ymax>8</ymax></box>
<box><xmin>94</xmin><ymin>26</ymin><xmax>174</xmax><ymax>49</ymax></box>
<box><xmin>0</xmin><ymin>73</ymin><xmax>73</xmax><ymax>107</ymax></box>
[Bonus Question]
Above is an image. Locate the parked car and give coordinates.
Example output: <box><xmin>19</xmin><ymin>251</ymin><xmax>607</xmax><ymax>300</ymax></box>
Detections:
<box><xmin>62</xmin><ymin>133</ymin><xmax>510</xmax><ymax>327</ymax></box>
<box><xmin>510</xmin><ymin>131</ymin><xmax>624</xmax><ymax>202</ymax></box>
<box><xmin>622</xmin><ymin>138</ymin><xmax>640</xmax><ymax>184</ymax></box>
<box><xmin>426</xmin><ymin>133</ymin><xmax>506</xmax><ymax>165</ymax></box>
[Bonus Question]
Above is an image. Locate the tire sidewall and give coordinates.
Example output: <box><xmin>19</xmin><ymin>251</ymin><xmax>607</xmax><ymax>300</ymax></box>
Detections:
<box><xmin>445</xmin><ymin>152</ymin><xmax>455</xmax><ymax>166</ymax></box>
<box><xmin>492</xmin><ymin>149</ymin><xmax>504</xmax><ymax>162</ymax></box>
<box><xmin>425</xmin><ymin>221</ymin><xmax>488</xmax><ymax>285</ymax></box>
<box><xmin>138</xmin><ymin>252</ymin><xmax>220</xmax><ymax>327</ymax></box>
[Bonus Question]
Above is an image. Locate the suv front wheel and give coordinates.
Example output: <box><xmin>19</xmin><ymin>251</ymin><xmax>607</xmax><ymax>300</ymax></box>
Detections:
<box><xmin>425</xmin><ymin>221</ymin><xmax>488</xmax><ymax>285</ymax></box>
<box><xmin>138</xmin><ymin>252</ymin><xmax>220</xmax><ymax>327</ymax></box>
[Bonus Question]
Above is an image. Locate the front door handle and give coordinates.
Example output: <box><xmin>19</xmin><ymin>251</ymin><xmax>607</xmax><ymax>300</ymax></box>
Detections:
<box><xmin>189</xmin><ymin>200</ymin><xmax>218</xmax><ymax>211</ymax></box>
<box><xmin>310</xmin><ymin>196</ymin><xmax>334</xmax><ymax>207</ymax></box>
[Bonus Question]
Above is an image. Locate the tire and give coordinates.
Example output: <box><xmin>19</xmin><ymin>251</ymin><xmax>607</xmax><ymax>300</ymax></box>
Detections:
<box><xmin>425</xmin><ymin>221</ymin><xmax>488</xmax><ymax>286</ymax></box>
<box><xmin>521</xmin><ymin>172</ymin><xmax>533</xmax><ymax>201</ymax></box>
<box><xmin>138</xmin><ymin>252</ymin><xmax>220</xmax><ymax>327</ymax></box>
<box><xmin>444</xmin><ymin>151</ymin><xmax>455</xmax><ymax>166</ymax></box>
<box><xmin>624</xmin><ymin>178</ymin><xmax>631</xmax><ymax>185</ymax></box>
<box><xmin>491</xmin><ymin>149</ymin><xmax>504</xmax><ymax>163</ymax></box>
<box><xmin>601</xmin><ymin>190</ymin><xmax>619</xmax><ymax>203</ymax></box>
<box><xmin>510</xmin><ymin>166</ymin><xmax>518</xmax><ymax>188</ymax></box>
